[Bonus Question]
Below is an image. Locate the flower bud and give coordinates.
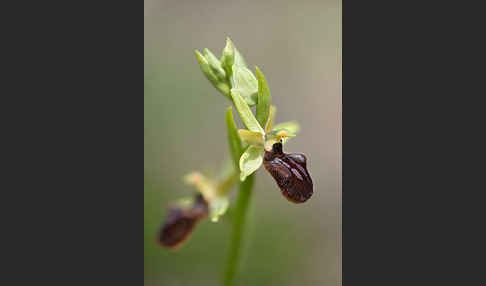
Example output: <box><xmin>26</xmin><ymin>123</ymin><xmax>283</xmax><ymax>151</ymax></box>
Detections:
<box><xmin>195</xmin><ymin>50</ymin><xmax>230</xmax><ymax>98</ymax></box>
<box><xmin>221</xmin><ymin>37</ymin><xmax>235</xmax><ymax>78</ymax></box>
<box><xmin>158</xmin><ymin>194</ymin><xmax>209</xmax><ymax>249</ymax></box>
<box><xmin>204</xmin><ymin>48</ymin><xmax>227</xmax><ymax>82</ymax></box>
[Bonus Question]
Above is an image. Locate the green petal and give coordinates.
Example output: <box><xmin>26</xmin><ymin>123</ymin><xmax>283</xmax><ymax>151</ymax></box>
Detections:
<box><xmin>230</xmin><ymin>89</ymin><xmax>264</xmax><ymax>133</ymax></box>
<box><xmin>225</xmin><ymin>107</ymin><xmax>244</xmax><ymax>170</ymax></box>
<box><xmin>238</xmin><ymin>129</ymin><xmax>264</xmax><ymax>147</ymax></box>
<box><xmin>255</xmin><ymin>67</ymin><xmax>271</xmax><ymax>128</ymax></box>
<box><xmin>239</xmin><ymin>146</ymin><xmax>264</xmax><ymax>181</ymax></box>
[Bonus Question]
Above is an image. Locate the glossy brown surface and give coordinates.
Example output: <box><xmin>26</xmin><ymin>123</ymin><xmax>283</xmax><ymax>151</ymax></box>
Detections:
<box><xmin>263</xmin><ymin>142</ymin><xmax>313</xmax><ymax>203</ymax></box>
<box><xmin>158</xmin><ymin>194</ymin><xmax>209</xmax><ymax>249</ymax></box>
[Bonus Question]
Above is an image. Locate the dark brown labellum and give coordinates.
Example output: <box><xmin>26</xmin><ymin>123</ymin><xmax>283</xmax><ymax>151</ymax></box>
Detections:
<box><xmin>263</xmin><ymin>142</ymin><xmax>313</xmax><ymax>203</ymax></box>
<box><xmin>158</xmin><ymin>193</ymin><xmax>208</xmax><ymax>249</ymax></box>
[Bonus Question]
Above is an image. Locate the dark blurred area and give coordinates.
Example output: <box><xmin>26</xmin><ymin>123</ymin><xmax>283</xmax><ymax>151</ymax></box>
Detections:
<box><xmin>145</xmin><ymin>0</ymin><xmax>341</xmax><ymax>285</ymax></box>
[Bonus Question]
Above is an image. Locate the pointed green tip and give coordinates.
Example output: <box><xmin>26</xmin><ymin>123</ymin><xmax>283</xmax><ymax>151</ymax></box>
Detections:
<box><xmin>203</xmin><ymin>48</ymin><xmax>210</xmax><ymax>57</ymax></box>
<box><xmin>255</xmin><ymin>66</ymin><xmax>262</xmax><ymax>79</ymax></box>
<box><xmin>226</xmin><ymin>37</ymin><xmax>234</xmax><ymax>47</ymax></box>
<box><xmin>195</xmin><ymin>50</ymin><xmax>208</xmax><ymax>67</ymax></box>
<box><xmin>195</xmin><ymin>50</ymin><xmax>203</xmax><ymax>60</ymax></box>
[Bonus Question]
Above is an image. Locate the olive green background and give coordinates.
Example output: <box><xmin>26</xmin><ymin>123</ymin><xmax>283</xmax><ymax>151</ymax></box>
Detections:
<box><xmin>145</xmin><ymin>0</ymin><xmax>341</xmax><ymax>285</ymax></box>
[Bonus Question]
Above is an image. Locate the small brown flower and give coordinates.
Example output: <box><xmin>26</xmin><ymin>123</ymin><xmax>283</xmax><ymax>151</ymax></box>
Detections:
<box><xmin>158</xmin><ymin>194</ymin><xmax>209</xmax><ymax>249</ymax></box>
<box><xmin>263</xmin><ymin>142</ymin><xmax>313</xmax><ymax>203</ymax></box>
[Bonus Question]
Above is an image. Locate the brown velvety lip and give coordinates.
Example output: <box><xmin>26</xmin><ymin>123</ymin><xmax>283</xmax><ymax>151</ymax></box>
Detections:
<box><xmin>263</xmin><ymin>142</ymin><xmax>314</xmax><ymax>203</ymax></box>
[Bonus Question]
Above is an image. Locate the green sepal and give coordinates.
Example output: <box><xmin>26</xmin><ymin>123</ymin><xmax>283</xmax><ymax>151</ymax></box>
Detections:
<box><xmin>239</xmin><ymin>146</ymin><xmax>264</xmax><ymax>181</ymax></box>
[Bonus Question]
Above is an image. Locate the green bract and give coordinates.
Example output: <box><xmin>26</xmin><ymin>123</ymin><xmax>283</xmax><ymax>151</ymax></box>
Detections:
<box><xmin>231</xmin><ymin>66</ymin><xmax>258</xmax><ymax>106</ymax></box>
<box><xmin>233</xmin><ymin>48</ymin><xmax>247</xmax><ymax>69</ymax></box>
<box><xmin>255</xmin><ymin>67</ymin><xmax>271</xmax><ymax>127</ymax></box>
<box><xmin>226</xmin><ymin>107</ymin><xmax>245</xmax><ymax>170</ymax></box>
<box><xmin>230</xmin><ymin>89</ymin><xmax>264</xmax><ymax>133</ymax></box>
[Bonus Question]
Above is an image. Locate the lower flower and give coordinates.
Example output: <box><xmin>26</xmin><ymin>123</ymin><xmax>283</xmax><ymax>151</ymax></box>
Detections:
<box><xmin>158</xmin><ymin>194</ymin><xmax>209</xmax><ymax>249</ymax></box>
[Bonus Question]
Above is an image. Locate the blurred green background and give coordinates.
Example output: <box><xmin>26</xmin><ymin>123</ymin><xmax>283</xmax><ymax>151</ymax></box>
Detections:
<box><xmin>145</xmin><ymin>0</ymin><xmax>341</xmax><ymax>285</ymax></box>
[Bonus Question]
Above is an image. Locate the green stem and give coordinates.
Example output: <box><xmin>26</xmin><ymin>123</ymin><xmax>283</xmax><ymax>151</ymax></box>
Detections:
<box><xmin>223</xmin><ymin>174</ymin><xmax>254</xmax><ymax>286</ymax></box>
